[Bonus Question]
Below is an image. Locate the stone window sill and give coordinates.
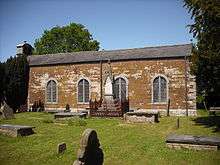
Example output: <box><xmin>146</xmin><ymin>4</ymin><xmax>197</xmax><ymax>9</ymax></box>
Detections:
<box><xmin>77</xmin><ymin>102</ymin><xmax>89</xmax><ymax>105</ymax></box>
<box><xmin>45</xmin><ymin>102</ymin><xmax>58</xmax><ymax>104</ymax></box>
<box><xmin>151</xmin><ymin>102</ymin><xmax>168</xmax><ymax>105</ymax></box>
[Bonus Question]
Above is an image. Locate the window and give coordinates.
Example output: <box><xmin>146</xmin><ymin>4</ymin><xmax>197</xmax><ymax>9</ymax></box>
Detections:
<box><xmin>78</xmin><ymin>79</ymin><xmax>89</xmax><ymax>103</ymax></box>
<box><xmin>46</xmin><ymin>80</ymin><xmax>57</xmax><ymax>103</ymax></box>
<box><xmin>153</xmin><ymin>76</ymin><xmax>167</xmax><ymax>103</ymax></box>
<box><xmin>114</xmin><ymin>77</ymin><xmax>127</xmax><ymax>101</ymax></box>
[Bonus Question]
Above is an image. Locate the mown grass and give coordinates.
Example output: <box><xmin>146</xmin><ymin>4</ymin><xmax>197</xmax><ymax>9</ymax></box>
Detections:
<box><xmin>0</xmin><ymin>110</ymin><xmax>220</xmax><ymax>165</ymax></box>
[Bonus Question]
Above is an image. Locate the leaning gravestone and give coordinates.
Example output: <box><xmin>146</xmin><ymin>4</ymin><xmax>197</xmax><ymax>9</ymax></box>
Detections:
<box><xmin>57</xmin><ymin>142</ymin><xmax>67</xmax><ymax>154</ymax></box>
<box><xmin>1</xmin><ymin>101</ymin><xmax>14</xmax><ymax>119</ymax></box>
<box><xmin>73</xmin><ymin>128</ymin><xmax>104</xmax><ymax>165</ymax></box>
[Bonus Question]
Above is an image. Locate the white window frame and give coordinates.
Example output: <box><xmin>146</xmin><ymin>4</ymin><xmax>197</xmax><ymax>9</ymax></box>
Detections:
<box><xmin>77</xmin><ymin>77</ymin><xmax>91</xmax><ymax>104</ymax></box>
<box><xmin>151</xmin><ymin>74</ymin><xmax>169</xmax><ymax>104</ymax></box>
<box><xmin>114</xmin><ymin>75</ymin><xmax>129</xmax><ymax>100</ymax></box>
<box><xmin>45</xmin><ymin>78</ymin><xmax>58</xmax><ymax>104</ymax></box>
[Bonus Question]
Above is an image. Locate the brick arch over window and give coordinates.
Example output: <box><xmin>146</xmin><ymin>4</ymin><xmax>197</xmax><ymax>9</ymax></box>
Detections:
<box><xmin>77</xmin><ymin>78</ymin><xmax>90</xmax><ymax>103</ymax></box>
<box><xmin>46</xmin><ymin>79</ymin><xmax>58</xmax><ymax>103</ymax></box>
<box><xmin>114</xmin><ymin>76</ymin><xmax>128</xmax><ymax>101</ymax></box>
<box><xmin>152</xmin><ymin>75</ymin><xmax>168</xmax><ymax>103</ymax></box>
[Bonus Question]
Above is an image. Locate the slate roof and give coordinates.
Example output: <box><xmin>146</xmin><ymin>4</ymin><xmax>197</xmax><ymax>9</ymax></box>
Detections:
<box><xmin>28</xmin><ymin>44</ymin><xmax>192</xmax><ymax>66</ymax></box>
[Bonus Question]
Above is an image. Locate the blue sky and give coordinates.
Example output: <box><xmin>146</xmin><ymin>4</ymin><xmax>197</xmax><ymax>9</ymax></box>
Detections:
<box><xmin>0</xmin><ymin>0</ymin><xmax>193</xmax><ymax>62</ymax></box>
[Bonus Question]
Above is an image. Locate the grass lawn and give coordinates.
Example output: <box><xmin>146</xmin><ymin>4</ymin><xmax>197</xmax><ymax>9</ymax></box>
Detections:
<box><xmin>0</xmin><ymin>110</ymin><xmax>220</xmax><ymax>165</ymax></box>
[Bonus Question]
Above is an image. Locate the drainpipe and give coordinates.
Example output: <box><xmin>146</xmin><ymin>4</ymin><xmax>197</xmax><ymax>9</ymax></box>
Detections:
<box><xmin>185</xmin><ymin>54</ymin><xmax>189</xmax><ymax>116</ymax></box>
<box><xmin>100</xmin><ymin>60</ymin><xmax>103</xmax><ymax>101</ymax></box>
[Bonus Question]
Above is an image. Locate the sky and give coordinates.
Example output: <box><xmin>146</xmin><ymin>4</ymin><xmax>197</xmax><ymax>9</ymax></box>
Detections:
<box><xmin>0</xmin><ymin>0</ymin><xmax>193</xmax><ymax>62</ymax></box>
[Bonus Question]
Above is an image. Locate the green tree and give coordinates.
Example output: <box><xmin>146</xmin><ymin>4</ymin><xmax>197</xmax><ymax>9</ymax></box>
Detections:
<box><xmin>34</xmin><ymin>23</ymin><xmax>100</xmax><ymax>55</ymax></box>
<box><xmin>4</xmin><ymin>55</ymin><xmax>29</xmax><ymax>112</ymax></box>
<box><xmin>0</xmin><ymin>62</ymin><xmax>5</xmax><ymax>105</ymax></box>
<box><xmin>184</xmin><ymin>0</ymin><xmax>220</xmax><ymax>106</ymax></box>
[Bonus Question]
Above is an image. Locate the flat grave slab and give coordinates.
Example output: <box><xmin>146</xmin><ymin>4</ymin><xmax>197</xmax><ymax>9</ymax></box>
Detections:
<box><xmin>0</xmin><ymin>124</ymin><xmax>35</xmax><ymax>137</ymax></box>
<box><xmin>45</xmin><ymin>110</ymin><xmax>65</xmax><ymax>114</ymax></box>
<box><xmin>126</xmin><ymin>111</ymin><xmax>159</xmax><ymax>115</ymax></box>
<box><xmin>124</xmin><ymin>111</ymin><xmax>159</xmax><ymax>123</ymax></box>
<box><xmin>54</xmin><ymin>112</ymin><xmax>87</xmax><ymax>119</ymax></box>
<box><xmin>209</xmin><ymin>107</ymin><xmax>220</xmax><ymax>115</ymax></box>
<box><xmin>166</xmin><ymin>134</ymin><xmax>220</xmax><ymax>151</ymax></box>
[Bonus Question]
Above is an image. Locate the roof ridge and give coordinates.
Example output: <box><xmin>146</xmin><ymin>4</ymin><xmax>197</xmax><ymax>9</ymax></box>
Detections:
<box><xmin>99</xmin><ymin>43</ymin><xmax>192</xmax><ymax>53</ymax></box>
<box><xmin>28</xmin><ymin>44</ymin><xmax>192</xmax><ymax>66</ymax></box>
<box><xmin>31</xmin><ymin>43</ymin><xmax>191</xmax><ymax>57</ymax></box>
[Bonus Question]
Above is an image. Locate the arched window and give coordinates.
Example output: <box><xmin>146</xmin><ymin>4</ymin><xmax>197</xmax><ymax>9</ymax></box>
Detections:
<box><xmin>78</xmin><ymin>79</ymin><xmax>90</xmax><ymax>103</ymax></box>
<box><xmin>114</xmin><ymin>77</ymin><xmax>127</xmax><ymax>101</ymax></box>
<box><xmin>46</xmin><ymin>80</ymin><xmax>57</xmax><ymax>103</ymax></box>
<box><xmin>153</xmin><ymin>76</ymin><xmax>167</xmax><ymax>103</ymax></box>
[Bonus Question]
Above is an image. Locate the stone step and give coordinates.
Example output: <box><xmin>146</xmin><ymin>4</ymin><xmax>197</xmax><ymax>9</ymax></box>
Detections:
<box><xmin>101</xmin><ymin>107</ymin><xmax>120</xmax><ymax>110</ymax></box>
<box><xmin>101</xmin><ymin>104</ymin><xmax>120</xmax><ymax>106</ymax></box>
<box><xmin>102</xmin><ymin>104</ymin><xmax>120</xmax><ymax>107</ymax></box>
<box><xmin>98</xmin><ymin>107</ymin><xmax>120</xmax><ymax>111</ymax></box>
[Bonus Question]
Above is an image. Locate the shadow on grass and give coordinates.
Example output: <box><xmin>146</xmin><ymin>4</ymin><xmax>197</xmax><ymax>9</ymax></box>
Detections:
<box><xmin>193</xmin><ymin>116</ymin><xmax>220</xmax><ymax>132</ymax></box>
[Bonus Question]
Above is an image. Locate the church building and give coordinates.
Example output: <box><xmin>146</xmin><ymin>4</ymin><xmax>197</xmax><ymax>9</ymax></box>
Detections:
<box><xmin>27</xmin><ymin>44</ymin><xmax>196</xmax><ymax>116</ymax></box>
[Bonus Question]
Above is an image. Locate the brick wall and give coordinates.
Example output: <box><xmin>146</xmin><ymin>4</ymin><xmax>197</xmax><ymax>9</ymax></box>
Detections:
<box><xmin>28</xmin><ymin>58</ymin><xmax>196</xmax><ymax>115</ymax></box>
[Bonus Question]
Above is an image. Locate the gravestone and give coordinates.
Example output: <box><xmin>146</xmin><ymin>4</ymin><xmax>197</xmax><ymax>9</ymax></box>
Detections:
<box><xmin>97</xmin><ymin>60</ymin><xmax>120</xmax><ymax>113</ymax></box>
<box><xmin>1</xmin><ymin>101</ymin><xmax>14</xmax><ymax>119</ymax></box>
<box><xmin>57</xmin><ymin>142</ymin><xmax>67</xmax><ymax>154</ymax></box>
<box><xmin>103</xmin><ymin>60</ymin><xmax>114</xmax><ymax>102</ymax></box>
<box><xmin>73</xmin><ymin>129</ymin><xmax>104</xmax><ymax>165</ymax></box>
<box><xmin>104</xmin><ymin>76</ymin><xmax>113</xmax><ymax>96</ymax></box>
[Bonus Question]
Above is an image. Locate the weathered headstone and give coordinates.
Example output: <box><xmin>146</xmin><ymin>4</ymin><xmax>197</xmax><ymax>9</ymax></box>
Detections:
<box><xmin>0</xmin><ymin>101</ymin><xmax>14</xmax><ymax>119</ymax></box>
<box><xmin>57</xmin><ymin>142</ymin><xmax>67</xmax><ymax>154</ymax></box>
<box><xmin>73</xmin><ymin>128</ymin><xmax>104</xmax><ymax>165</ymax></box>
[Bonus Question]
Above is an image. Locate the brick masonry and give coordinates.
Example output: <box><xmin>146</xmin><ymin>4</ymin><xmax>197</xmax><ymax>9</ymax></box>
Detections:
<box><xmin>28</xmin><ymin>58</ymin><xmax>196</xmax><ymax>116</ymax></box>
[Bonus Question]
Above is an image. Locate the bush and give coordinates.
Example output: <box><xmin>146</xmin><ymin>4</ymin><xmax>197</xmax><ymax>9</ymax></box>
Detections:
<box><xmin>67</xmin><ymin>118</ymin><xmax>87</xmax><ymax>126</ymax></box>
